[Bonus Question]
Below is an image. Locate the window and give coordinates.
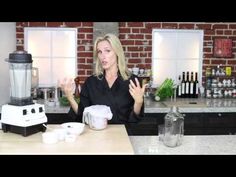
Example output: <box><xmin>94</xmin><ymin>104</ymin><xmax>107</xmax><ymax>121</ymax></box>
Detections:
<box><xmin>152</xmin><ymin>29</ymin><xmax>203</xmax><ymax>87</ymax></box>
<box><xmin>24</xmin><ymin>27</ymin><xmax>77</xmax><ymax>87</ymax></box>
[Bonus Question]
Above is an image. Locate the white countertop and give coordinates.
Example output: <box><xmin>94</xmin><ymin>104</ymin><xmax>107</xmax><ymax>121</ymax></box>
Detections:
<box><xmin>145</xmin><ymin>97</ymin><xmax>236</xmax><ymax>113</ymax></box>
<box><xmin>129</xmin><ymin>135</ymin><xmax>236</xmax><ymax>154</ymax></box>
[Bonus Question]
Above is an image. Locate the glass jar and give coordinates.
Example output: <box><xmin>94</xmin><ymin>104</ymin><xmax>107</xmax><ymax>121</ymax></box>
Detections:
<box><xmin>163</xmin><ymin>106</ymin><xmax>184</xmax><ymax>147</ymax></box>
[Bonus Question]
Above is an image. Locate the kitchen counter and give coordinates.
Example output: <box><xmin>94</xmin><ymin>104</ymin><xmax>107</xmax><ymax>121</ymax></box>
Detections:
<box><xmin>1</xmin><ymin>124</ymin><xmax>235</xmax><ymax>154</ymax></box>
<box><xmin>0</xmin><ymin>123</ymin><xmax>236</xmax><ymax>155</ymax></box>
<box><xmin>42</xmin><ymin>97</ymin><xmax>236</xmax><ymax>113</ymax></box>
<box><xmin>0</xmin><ymin>99</ymin><xmax>70</xmax><ymax>114</ymax></box>
<box><xmin>1</xmin><ymin>98</ymin><xmax>236</xmax><ymax>114</ymax></box>
<box><xmin>145</xmin><ymin>97</ymin><xmax>236</xmax><ymax>113</ymax></box>
<box><xmin>42</xmin><ymin>103</ymin><xmax>70</xmax><ymax>114</ymax></box>
<box><xmin>129</xmin><ymin>135</ymin><xmax>236</xmax><ymax>154</ymax></box>
<box><xmin>0</xmin><ymin>124</ymin><xmax>134</xmax><ymax>155</ymax></box>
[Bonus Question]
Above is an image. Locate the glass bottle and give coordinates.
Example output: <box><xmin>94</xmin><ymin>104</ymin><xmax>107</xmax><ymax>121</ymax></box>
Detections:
<box><xmin>189</xmin><ymin>72</ymin><xmax>194</xmax><ymax>98</ymax></box>
<box><xmin>74</xmin><ymin>76</ymin><xmax>80</xmax><ymax>98</ymax></box>
<box><xmin>163</xmin><ymin>106</ymin><xmax>184</xmax><ymax>147</ymax></box>
<box><xmin>185</xmin><ymin>72</ymin><xmax>190</xmax><ymax>98</ymax></box>
<box><xmin>177</xmin><ymin>75</ymin><xmax>182</xmax><ymax>98</ymax></box>
<box><xmin>181</xmin><ymin>72</ymin><xmax>186</xmax><ymax>98</ymax></box>
<box><xmin>194</xmin><ymin>72</ymin><xmax>199</xmax><ymax>98</ymax></box>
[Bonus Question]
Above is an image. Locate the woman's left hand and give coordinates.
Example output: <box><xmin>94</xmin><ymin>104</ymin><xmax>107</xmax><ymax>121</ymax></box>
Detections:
<box><xmin>129</xmin><ymin>78</ymin><xmax>148</xmax><ymax>104</ymax></box>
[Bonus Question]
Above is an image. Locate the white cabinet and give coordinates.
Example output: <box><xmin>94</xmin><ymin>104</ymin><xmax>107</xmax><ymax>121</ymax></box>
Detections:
<box><xmin>24</xmin><ymin>27</ymin><xmax>77</xmax><ymax>87</ymax></box>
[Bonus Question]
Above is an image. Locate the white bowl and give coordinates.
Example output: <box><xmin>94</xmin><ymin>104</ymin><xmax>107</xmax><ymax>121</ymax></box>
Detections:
<box><xmin>42</xmin><ymin>132</ymin><xmax>58</xmax><ymax>144</ymax></box>
<box><xmin>61</xmin><ymin>122</ymin><xmax>85</xmax><ymax>135</ymax></box>
<box><xmin>53</xmin><ymin>128</ymin><xmax>67</xmax><ymax>141</ymax></box>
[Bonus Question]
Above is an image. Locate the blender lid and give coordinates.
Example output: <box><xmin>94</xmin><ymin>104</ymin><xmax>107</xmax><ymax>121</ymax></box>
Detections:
<box><xmin>7</xmin><ymin>50</ymin><xmax>32</xmax><ymax>63</ymax></box>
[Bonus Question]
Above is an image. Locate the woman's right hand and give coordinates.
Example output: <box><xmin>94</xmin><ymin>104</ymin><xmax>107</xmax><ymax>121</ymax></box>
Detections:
<box><xmin>60</xmin><ymin>78</ymin><xmax>75</xmax><ymax>100</ymax></box>
<box><xmin>60</xmin><ymin>78</ymin><xmax>79</xmax><ymax>114</ymax></box>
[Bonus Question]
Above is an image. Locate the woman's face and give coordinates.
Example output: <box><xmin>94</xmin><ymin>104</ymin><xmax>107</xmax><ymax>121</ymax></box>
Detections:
<box><xmin>97</xmin><ymin>40</ymin><xmax>117</xmax><ymax>71</ymax></box>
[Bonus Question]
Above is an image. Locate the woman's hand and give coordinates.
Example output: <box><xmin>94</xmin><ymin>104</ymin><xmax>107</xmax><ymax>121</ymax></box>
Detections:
<box><xmin>129</xmin><ymin>78</ymin><xmax>148</xmax><ymax>104</ymax></box>
<box><xmin>60</xmin><ymin>78</ymin><xmax>75</xmax><ymax>100</ymax></box>
<box><xmin>60</xmin><ymin>78</ymin><xmax>79</xmax><ymax>114</ymax></box>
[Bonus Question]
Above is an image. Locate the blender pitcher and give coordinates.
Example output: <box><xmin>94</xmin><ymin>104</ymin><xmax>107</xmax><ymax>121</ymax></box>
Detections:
<box><xmin>163</xmin><ymin>106</ymin><xmax>184</xmax><ymax>147</ymax></box>
<box><xmin>5</xmin><ymin>50</ymin><xmax>33</xmax><ymax>106</ymax></box>
<box><xmin>31</xmin><ymin>67</ymin><xmax>39</xmax><ymax>100</ymax></box>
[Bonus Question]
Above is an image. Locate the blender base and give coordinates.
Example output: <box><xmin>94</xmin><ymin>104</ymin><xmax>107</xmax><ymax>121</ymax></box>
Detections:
<box><xmin>1</xmin><ymin>103</ymin><xmax>48</xmax><ymax>136</ymax></box>
<box><xmin>1</xmin><ymin>123</ymin><xmax>47</xmax><ymax>137</ymax></box>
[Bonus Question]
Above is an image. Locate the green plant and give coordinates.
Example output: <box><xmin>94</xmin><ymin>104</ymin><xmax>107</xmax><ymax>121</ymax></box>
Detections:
<box><xmin>59</xmin><ymin>96</ymin><xmax>80</xmax><ymax>106</ymax></box>
<box><xmin>154</xmin><ymin>78</ymin><xmax>175</xmax><ymax>101</ymax></box>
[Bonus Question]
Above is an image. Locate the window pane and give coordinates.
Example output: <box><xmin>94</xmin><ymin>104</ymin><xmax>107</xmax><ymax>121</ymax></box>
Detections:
<box><xmin>52</xmin><ymin>30</ymin><xmax>76</xmax><ymax>57</ymax></box>
<box><xmin>153</xmin><ymin>59</ymin><xmax>176</xmax><ymax>87</ymax></box>
<box><xmin>27</xmin><ymin>30</ymin><xmax>51</xmax><ymax>57</ymax></box>
<box><xmin>177</xmin><ymin>32</ymin><xmax>201</xmax><ymax>59</ymax></box>
<box><xmin>33</xmin><ymin>58</ymin><xmax>51</xmax><ymax>87</ymax></box>
<box><xmin>153</xmin><ymin>32</ymin><xmax>177</xmax><ymax>59</ymax></box>
<box><xmin>176</xmin><ymin>59</ymin><xmax>199</xmax><ymax>77</ymax></box>
<box><xmin>52</xmin><ymin>58</ymin><xmax>76</xmax><ymax>86</ymax></box>
<box><xmin>25</xmin><ymin>28</ymin><xmax>77</xmax><ymax>87</ymax></box>
<box><xmin>152</xmin><ymin>29</ymin><xmax>203</xmax><ymax>87</ymax></box>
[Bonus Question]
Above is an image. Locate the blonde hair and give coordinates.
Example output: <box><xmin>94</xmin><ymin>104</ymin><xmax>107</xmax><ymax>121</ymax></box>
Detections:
<box><xmin>93</xmin><ymin>33</ymin><xmax>131</xmax><ymax>80</ymax></box>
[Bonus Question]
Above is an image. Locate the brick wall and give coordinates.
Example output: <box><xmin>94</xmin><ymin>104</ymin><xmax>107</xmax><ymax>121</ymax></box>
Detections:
<box><xmin>16</xmin><ymin>22</ymin><xmax>236</xmax><ymax>85</ymax></box>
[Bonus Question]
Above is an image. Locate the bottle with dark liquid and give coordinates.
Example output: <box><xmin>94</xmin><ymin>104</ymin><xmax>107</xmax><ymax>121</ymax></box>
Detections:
<box><xmin>177</xmin><ymin>75</ymin><xmax>182</xmax><ymax>98</ymax></box>
<box><xmin>74</xmin><ymin>76</ymin><xmax>80</xmax><ymax>98</ymax></box>
<box><xmin>185</xmin><ymin>72</ymin><xmax>190</xmax><ymax>98</ymax></box>
<box><xmin>189</xmin><ymin>72</ymin><xmax>194</xmax><ymax>98</ymax></box>
<box><xmin>194</xmin><ymin>72</ymin><xmax>199</xmax><ymax>98</ymax></box>
<box><xmin>181</xmin><ymin>72</ymin><xmax>185</xmax><ymax>98</ymax></box>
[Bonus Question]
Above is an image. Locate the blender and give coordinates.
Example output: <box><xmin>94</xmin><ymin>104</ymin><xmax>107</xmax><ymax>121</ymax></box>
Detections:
<box><xmin>1</xmin><ymin>50</ymin><xmax>47</xmax><ymax>136</ymax></box>
<box><xmin>31</xmin><ymin>67</ymin><xmax>39</xmax><ymax>100</ymax></box>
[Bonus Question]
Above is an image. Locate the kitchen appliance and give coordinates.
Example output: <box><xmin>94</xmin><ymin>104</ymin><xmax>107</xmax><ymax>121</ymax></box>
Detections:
<box><xmin>82</xmin><ymin>105</ymin><xmax>112</xmax><ymax>130</ymax></box>
<box><xmin>37</xmin><ymin>87</ymin><xmax>57</xmax><ymax>100</ymax></box>
<box><xmin>163</xmin><ymin>106</ymin><xmax>184</xmax><ymax>147</ymax></box>
<box><xmin>31</xmin><ymin>67</ymin><xmax>39</xmax><ymax>100</ymax></box>
<box><xmin>1</xmin><ymin>50</ymin><xmax>47</xmax><ymax>136</ymax></box>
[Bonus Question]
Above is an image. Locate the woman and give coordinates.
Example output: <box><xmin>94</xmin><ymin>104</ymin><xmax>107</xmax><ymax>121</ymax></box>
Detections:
<box><xmin>61</xmin><ymin>33</ymin><xmax>147</xmax><ymax>123</ymax></box>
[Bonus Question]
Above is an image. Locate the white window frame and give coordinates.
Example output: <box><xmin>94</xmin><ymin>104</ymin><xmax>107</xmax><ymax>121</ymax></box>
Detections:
<box><xmin>152</xmin><ymin>29</ymin><xmax>204</xmax><ymax>88</ymax></box>
<box><xmin>24</xmin><ymin>27</ymin><xmax>77</xmax><ymax>87</ymax></box>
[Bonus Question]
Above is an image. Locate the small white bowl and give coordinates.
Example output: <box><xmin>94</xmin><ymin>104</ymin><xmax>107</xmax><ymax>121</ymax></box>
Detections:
<box><xmin>42</xmin><ymin>132</ymin><xmax>58</xmax><ymax>144</ymax></box>
<box><xmin>53</xmin><ymin>128</ymin><xmax>67</xmax><ymax>141</ymax></box>
<box><xmin>61</xmin><ymin>122</ymin><xmax>85</xmax><ymax>135</ymax></box>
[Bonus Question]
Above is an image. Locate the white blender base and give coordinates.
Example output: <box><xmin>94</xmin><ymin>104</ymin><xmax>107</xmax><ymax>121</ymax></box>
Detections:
<box><xmin>1</xmin><ymin>123</ymin><xmax>47</xmax><ymax>137</ymax></box>
<box><xmin>1</xmin><ymin>103</ymin><xmax>48</xmax><ymax>136</ymax></box>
